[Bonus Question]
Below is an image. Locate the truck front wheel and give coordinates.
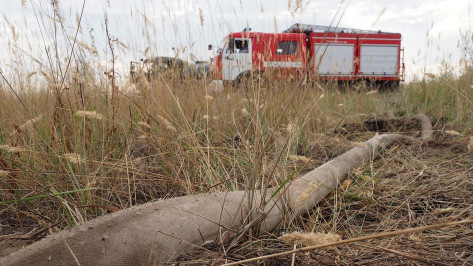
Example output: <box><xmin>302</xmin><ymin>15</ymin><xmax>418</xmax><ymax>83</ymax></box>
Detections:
<box><xmin>235</xmin><ymin>71</ymin><xmax>262</xmax><ymax>89</ymax></box>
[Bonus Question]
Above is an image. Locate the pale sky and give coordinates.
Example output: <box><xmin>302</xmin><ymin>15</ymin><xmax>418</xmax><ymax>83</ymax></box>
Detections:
<box><xmin>0</xmin><ymin>0</ymin><xmax>471</xmax><ymax>82</ymax></box>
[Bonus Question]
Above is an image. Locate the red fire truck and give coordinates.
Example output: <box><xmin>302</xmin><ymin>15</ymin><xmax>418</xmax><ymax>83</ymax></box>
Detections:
<box><xmin>210</xmin><ymin>23</ymin><xmax>405</xmax><ymax>89</ymax></box>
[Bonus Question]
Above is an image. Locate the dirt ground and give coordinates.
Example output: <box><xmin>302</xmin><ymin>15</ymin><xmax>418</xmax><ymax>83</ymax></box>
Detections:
<box><xmin>2</xmin><ymin>118</ymin><xmax>473</xmax><ymax>265</ymax></box>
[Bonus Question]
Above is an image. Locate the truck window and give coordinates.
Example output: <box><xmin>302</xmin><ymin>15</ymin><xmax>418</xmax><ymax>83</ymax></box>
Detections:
<box><xmin>276</xmin><ymin>41</ymin><xmax>299</xmax><ymax>55</ymax></box>
<box><xmin>235</xmin><ymin>40</ymin><xmax>249</xmax><ymax>53</ymax></box>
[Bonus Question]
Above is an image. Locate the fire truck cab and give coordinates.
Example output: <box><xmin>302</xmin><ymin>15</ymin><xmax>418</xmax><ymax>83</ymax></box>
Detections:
<box><xmin>213</xmin><ymin>31</ymin><xmax>307</xmax><ymax>82</ymax></box>
<box><xmin>211</xmin><ymin>23</ymin><xmax>404</xmax><ymax>89</ymax></box>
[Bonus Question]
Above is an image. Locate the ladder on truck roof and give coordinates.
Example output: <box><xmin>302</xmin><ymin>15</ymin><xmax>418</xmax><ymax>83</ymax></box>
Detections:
<box><xmin>283</xmin><ymin>23</ymin><xmax>398</xmax><ymax>35</ymax></box>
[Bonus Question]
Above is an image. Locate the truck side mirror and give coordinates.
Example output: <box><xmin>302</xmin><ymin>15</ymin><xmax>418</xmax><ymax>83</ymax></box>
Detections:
<box><xmin>208</xmin><ymin>44</ymin><xmax>213</xmax><ymax>50</ymax></box>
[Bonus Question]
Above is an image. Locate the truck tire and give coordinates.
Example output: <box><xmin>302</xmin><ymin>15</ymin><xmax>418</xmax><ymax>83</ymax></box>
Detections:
<box><xmin>392</xmin><ymin>81</ymin><xmax>400</xmax><ymax>91</ymax></box>
<box><xmin>379</xmin><ymin>81</ymin><xmax>400</xmax><ymax>92</ymax></box>
<box><xmin>235</xmin><ymin>71</ymin><xmax>262</xmax><ymax>89</ymax></box>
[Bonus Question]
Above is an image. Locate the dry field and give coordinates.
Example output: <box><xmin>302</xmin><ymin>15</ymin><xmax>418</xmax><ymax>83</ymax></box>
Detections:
<box><xmin>177</xmin><ymin>121</ymin><xmax>473</xmax><ymax>265</ymax></box>
<box><xmin>1</xmin><ymin>1</ymin><xmax>473</xmax><ymax>265</ymax></box>
<box><xmin>1</xmin><ymin>74</ymin><xmax>473</xmax><ymax>264</ymax></box>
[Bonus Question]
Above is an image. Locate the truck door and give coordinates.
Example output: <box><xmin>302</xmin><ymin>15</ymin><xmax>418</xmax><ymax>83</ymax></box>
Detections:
<box><xmin>222</xmin><ymin>38</ymin><xmax>252</xmax><ymax>81</ymax></box>
<box><xmin>262</xmin><ymin>35</ymin><xmax>306</xmax><ymax>79</ymax></box>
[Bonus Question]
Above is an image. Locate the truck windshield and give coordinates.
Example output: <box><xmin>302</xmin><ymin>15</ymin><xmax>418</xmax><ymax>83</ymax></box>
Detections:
<box><xmin>225</xmin><ymin>38</ymin><xmax>234</xmax><ymax>54</ymax></box>
<box><xmin>224</xmin><ymin>38</ymin><xmax>249</xmax><ymax>54</ymax></box>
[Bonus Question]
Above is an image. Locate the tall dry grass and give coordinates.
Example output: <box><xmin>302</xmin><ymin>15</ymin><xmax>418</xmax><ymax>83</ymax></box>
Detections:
<box><xmin>0</xmin><ymin>0</ymin><xmax>472</xmax><ymax>240</ymax></box>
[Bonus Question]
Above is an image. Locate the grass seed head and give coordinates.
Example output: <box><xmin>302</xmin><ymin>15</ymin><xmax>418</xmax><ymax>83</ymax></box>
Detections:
<box><xmin>280</xmin><ymin>232</ymin><xmax>341</xmax><ymax>246</ymax></box>
<box><xmin>10</xmin><ymin>114</ymin><xmax>43</xmax><ymax>137</ymax></box>
<box><xmin>27</xmin><ymin>71</ymin><xmax>37</xmax><ymax>79</ymax></box>
<box><xmin>424</xmin><ymin>72</ymin><xmax>437</xmax><ymax>79</ymax></box>
<box><xmin>75</xmin><ymin>110</ymin><xmax>103</xmax><ymax>120</ymax></box>
<box><xmin>198</xmin><ymin>8</ymin><xmax>204</xmax><ymax>27</ymax></box>
<box><xmin>64</xmin><ymin>153</ymin><xmax>84</xmax><ymax>164</ymax></box>
<box><xmin>158</xmin><ymin>115</ymin><xmax>177</xmax><ymax>132</ymax></box>
<box><xmin>138</xmin><ymin>121</ymin><xmax>151</xmax><ymax>129</ymax></box>
<box><xmin>445</xmin><ymin>130</ymin><xmax>461</xmax><ymax>136</ymax></box>
<box><xmin>339</xmin><ymin>179</ymin><xmax>353</xmax><ymax>191</ymax></box>
<box><xmin>287</xmin><ymin>154</ymin><xmax>311</xmax><ymax>163</ymax></box>
<box><xmin>366</xmin><ymin>90</ymin><xmax>378</xmax><ymax>95</ymax></box>
<box><xmin>0</xmin><ymin>170</ymin><xmax>9</xmax><ymax>178</ymax></box>
<box><xmin>0</xmin><ymin>145</ymin><xmax>26</xmax><ymax>153</ymax></box>
<box><xmin>286</xmin><ymin>123</ymin><xmax>294</xmax><ymax>134</ymax></box>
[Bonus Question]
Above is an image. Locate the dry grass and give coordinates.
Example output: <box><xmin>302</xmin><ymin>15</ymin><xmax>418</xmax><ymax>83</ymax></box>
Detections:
<box><xmin>174</xmin><ymin>129</ymin><xmax>473</xmax><ymax>265</ymax></box>
<box><xmin>1</xmin><ymin>1</ymin><xmax>473</xmax><ymax>264</ymax></box>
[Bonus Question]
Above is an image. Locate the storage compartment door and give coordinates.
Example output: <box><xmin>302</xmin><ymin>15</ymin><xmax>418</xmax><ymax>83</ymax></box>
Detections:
<box><xmin>360</xmin><ymin>45</ymin><xmax>398</xmax><ymax>76</ymax></box>
<box><xmin>314</xmin><ymin>44</ymin><xmax>354</xmax><ymax>75</ymax></box>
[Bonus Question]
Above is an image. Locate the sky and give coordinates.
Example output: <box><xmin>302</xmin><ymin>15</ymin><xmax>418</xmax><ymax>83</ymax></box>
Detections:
<box><xmin>0</xmin><ymin>0</ymin><xmax>472</xmax><ymax>82</ymax></box>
